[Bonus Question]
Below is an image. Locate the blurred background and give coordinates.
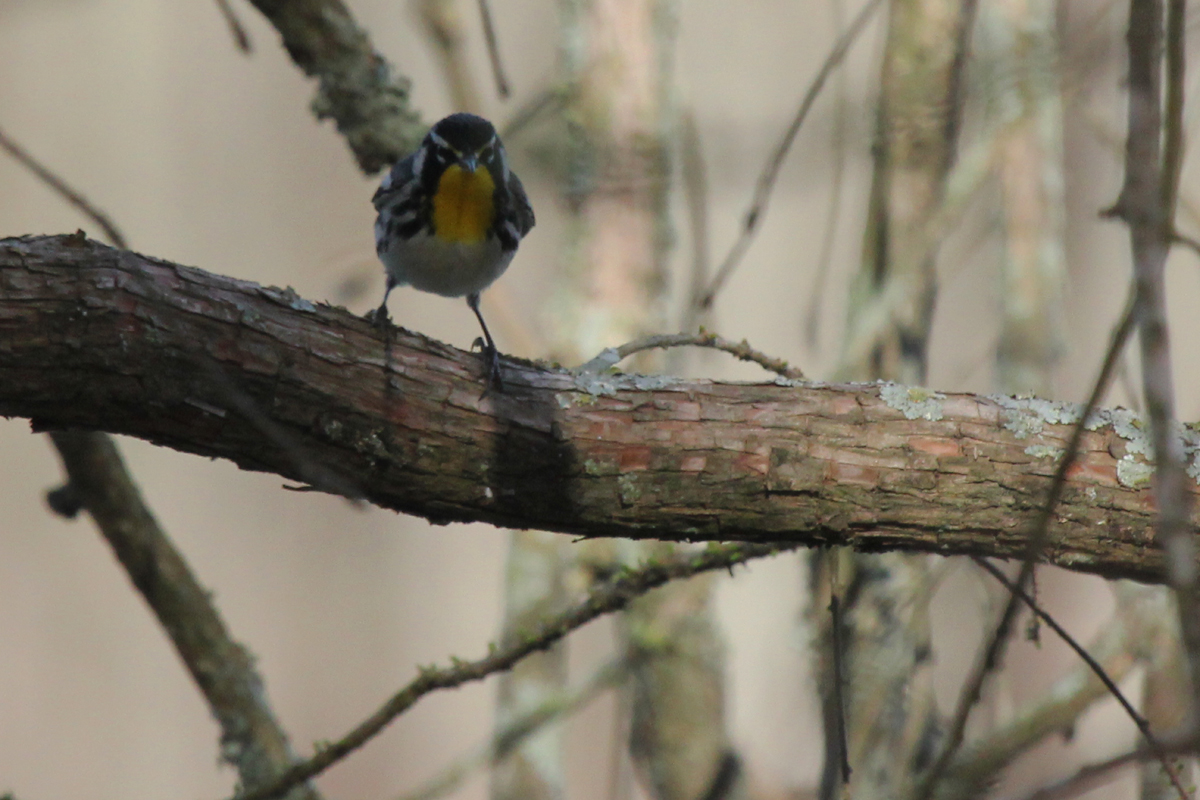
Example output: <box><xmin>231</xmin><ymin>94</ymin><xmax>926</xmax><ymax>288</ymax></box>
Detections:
<box><xmin>1</xmin><ymin>1</ymin><xmax>1198</xmax><ymax>799</ymax></box>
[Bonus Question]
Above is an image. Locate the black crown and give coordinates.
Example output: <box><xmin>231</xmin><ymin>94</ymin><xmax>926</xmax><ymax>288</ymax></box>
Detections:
<box><xmin>430</xmin><ymin>113</ymin><xmax>497</xmax><ymax>153</ymax></box>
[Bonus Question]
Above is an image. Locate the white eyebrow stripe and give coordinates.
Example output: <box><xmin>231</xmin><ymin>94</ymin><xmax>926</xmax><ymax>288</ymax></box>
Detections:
<box><xmin>497</xmin><ymin>145</ymin><xmax>510</xmax><ymax>184</ymax></box>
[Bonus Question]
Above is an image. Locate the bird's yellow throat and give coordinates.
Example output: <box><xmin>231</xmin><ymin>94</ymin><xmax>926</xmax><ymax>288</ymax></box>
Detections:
<box><xmin>432</xmin><ymin>164</ymin><xmax>495</xmax><ymax>244</ymax></box>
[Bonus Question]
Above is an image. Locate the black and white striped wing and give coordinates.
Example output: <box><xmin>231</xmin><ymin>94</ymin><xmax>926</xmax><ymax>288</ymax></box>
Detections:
<box><xmin>497</xmin><ymin>170</ymin><xmax>535</xmax><ymax>252</ymax></box>
<box><xmin>373</xmin><ymin>150</ymin><xmax>430</xmax><ymax>254</ymax></box>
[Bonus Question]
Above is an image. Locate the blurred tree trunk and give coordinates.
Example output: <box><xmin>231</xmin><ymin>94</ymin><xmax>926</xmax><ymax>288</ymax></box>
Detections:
<box><xmin>556</xmin><ymin>3</ymin><xmax>742</xmax><ymax>800</ymax></box>
<box><xmin>820</xmin><ymin>1</ymin><xmax>977</xmax><ymax>798</ymax></box>
<box><xmin>555</xmin><ymin>0</ymin><xmax>673</xmax><ymax>358</ymax></box>
<box><xmin>984</xmin><ymin>0</ymin><xmax>1067</xmax><ymax>398</ymax></box>
<box><xmin>491</xmin><ymin>529</ymin><xmax>572</xmax><ymax>800</ymax></box>
<box><xmin>843</xmin><ymin>0</ymin><xmax>975</xmax><ymax>385</ymax></box>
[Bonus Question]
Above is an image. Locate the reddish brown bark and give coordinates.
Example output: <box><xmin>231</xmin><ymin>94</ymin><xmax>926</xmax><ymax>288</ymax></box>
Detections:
<box><xmin>0</xmin><ymin>234</ymin><xmax>1186</xmax><ymax>583</ymax></box>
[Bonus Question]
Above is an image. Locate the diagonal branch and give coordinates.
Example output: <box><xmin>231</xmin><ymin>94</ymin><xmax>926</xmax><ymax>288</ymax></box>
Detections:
<box><xmin>697</xmin><ymin>0</ymin><xmax>884</xmax><ymax>308</ymax></box>
<box><xmin>230</xmin><ymin>541</ymin><xmax>800</xmax><ymax>800</ymax></box>
<box><xmin>2</xmin><ymin>234</ymin><xmax>1200</xmax><ymax>583</ymax></box>
<box><xmin>245</xmin><ymin>0</ymin><xmax>425</xmax><ymax>172</ymax></box>
<box><xmin>49</xmin><ymin>431</ymin><xmax>320</xmax><ymax>800</ymax></box>
<box><xmin>0</xmin><ymin>127</ymin><xmax>128</xmax><ymax>249</ymax></box>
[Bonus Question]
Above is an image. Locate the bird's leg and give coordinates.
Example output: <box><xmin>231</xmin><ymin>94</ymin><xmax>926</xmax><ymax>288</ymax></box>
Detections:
<box><xmin>467</xmin><ymin>292</ymin><xmax>504</xmax><ymax>392</ymax></box>
<box><xmin>369</xmin><ymin>279</ymin><xmax>395</xmax><ymax>328</ymax></box>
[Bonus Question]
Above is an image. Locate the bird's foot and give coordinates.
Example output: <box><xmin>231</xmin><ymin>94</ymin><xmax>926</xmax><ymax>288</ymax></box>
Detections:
<box><xmin>367</xmin><ymin>304</ymin><xmax>392</xmax><ymax>329</ymax></box>
<box><xmin>473</xmin><ymin>336</ymin><xmax>505</xmax><ymax>394</ymax></box>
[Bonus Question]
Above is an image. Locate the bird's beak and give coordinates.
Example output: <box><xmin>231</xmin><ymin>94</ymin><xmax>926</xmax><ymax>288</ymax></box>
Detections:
<box><xmin>460</xmin><ymin>154</ymin><xmax>479</xmax><ymax>172</ymax></box>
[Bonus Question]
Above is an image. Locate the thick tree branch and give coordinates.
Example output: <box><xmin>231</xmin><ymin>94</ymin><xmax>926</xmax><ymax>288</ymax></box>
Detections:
<box><xmin>1</xmin><ymin>234</ymin><xmax>1196</xmax><ymax>583</ymax></box>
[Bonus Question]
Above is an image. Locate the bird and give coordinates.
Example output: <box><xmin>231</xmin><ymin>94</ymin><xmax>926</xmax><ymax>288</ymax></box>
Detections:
<box><xmin>372</xmin><ymin>112</ymin><xmax>535</xmax><ymax>391</ymax></box>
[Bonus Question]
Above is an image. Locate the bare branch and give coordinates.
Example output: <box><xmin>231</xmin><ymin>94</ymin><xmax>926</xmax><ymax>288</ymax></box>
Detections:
<box><xmin>405</xmin><ymin>653</ymin><xmax>633</xmax><ymax>800</ymax></box>
<box><xmin>945</xmin><ymin>583</ymin><xmax>1174</xmax><ymax>798</ymax></box>
<box><xmin>1006</xmin><ymin>746</ymin><xmax>1158</xmax><ymax>800</ymax></box>
<box><xmin>970</xmin><ymin>559</ymin><xmax>1188</xmax><ymax>800</ymax></box>
<box><xmin>698</xmin><ymin>0</ymin><xmax>884</xmax><ymax>309</ymax></box>
<box><xmin>245</xmin><ymin>0</ymin><xmax>424</xmax><ymax>172</ymax></box>
<box><xmin>579</xmin><ymin>331</ymin><xmax>804</xmax><ymax>379</ymax></box>
<box><xmin>415</xmin><ymin>0</ymin><xmax>483</xmax><ymax>114</ymax></box>
<box><xmin>0</xmin><ymin>126</ymin><xmax>128</xmax><ymax>249</ymax></box>
<box><xmin>228</xmin><ymin>542</ymin><xmax>800</xmax><ymax>800</ymax></box>
<box><xmin>476</xmin><ymin>0</ymin><xmax>511</xmax><ymax>98</ymax></box>
<box><xmin>214</xmin><ymin>0</ymin><xmax>254</xmax><ymax>53</ymax></box>
<box><xmin>48</xmin><ymin>431</ymin><xmax>319</xmax><ymax>800</ymax></box>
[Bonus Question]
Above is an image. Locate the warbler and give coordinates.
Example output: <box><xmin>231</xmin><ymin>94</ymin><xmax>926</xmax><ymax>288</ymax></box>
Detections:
<box><xmin>373</xmin><ymin>112</ymin><xmax>535</xmax><ymax>390</ymax></box>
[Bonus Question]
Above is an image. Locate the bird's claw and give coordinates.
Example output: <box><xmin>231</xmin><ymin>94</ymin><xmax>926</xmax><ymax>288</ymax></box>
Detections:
<box><xmin>367</xmin><ymin>304</ymin><xmax>392</xmax><ymax>329</ymax></box>
<box><xmin>473</xmin><ymin>337</ymin><xmax>505</xmax><ymax>394</ymax></box>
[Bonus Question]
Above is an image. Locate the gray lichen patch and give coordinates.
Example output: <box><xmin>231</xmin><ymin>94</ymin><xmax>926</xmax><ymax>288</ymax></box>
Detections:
<box><xmin>573</xmin><ymin>372</ymin><xmax>620</xmax><ymax>397</ymax></box>
<box><xmin>259</xmin><ymin>285</ymin><xmax>316</xmax><ymax>313</ymax></box>
<box><xmin>1085</xmin><ymin>407</ymin><xmax>1155</xmax><ymax>488</ymax></box>
<box><xmin>1116</xmin><ymin>455</ymin><xmax>1154</xmax><ymax>489</ymax></box>
<box><xmin>618</xmin><ymin>472</ymin><xmax>641</xmax><ymax>506</ymax></box>
<box><xmin>1024</xmin><ymin>444</ymin><xmax>1063</xmax><ymax>460</ymax></box>
<box><xmin>880</xmin><ymin>383</ymin><xmax>947</xmax><ymax>421</ymax></box>
<box><xmin>1087</xmin><ymin>407</ymin><xmax>1146</xmax><ymax>447</ymax></box>
<box><xmin>987</xmin><ymin>394</ymin><xmax>1082</xmax><ymax>439</ymax></box>
<box><xmin>1034</xmin><ymin>403</ymin><xmax>1200</xmax><ymax>489</ymax></box>
<box><xmin>571</xmin><ymin>370</ymin><xmax>687</xmax><ymax>398</ymax></box>
<box><xmin>632</xmin><ymin>375</ymin><xmax>682</xmax><ymax>391</ymax></box>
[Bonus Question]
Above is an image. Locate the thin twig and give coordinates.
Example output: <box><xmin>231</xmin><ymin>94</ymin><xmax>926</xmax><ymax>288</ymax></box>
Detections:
<box><xmin>1005</xmin><ymin>746</ymin><xmax>1158</xmax><ymax>800</ymax></box>
<box><xmin>698</xmin><ymin>0</ymin><xmax>884</xmax><ymax>309</ymax></box>
<box><xmin>476</xmin><ymin>0</ymin><xmax>510</xmax><ymax>98</ymax></box>
<box><xmin>214</xmin><ymin>0</ymin><xmax>254</xmax><ymax>53</ymax></box>
<box><xmin>915</xmin><ymin>287</ymin><xmax>1140</xmax><ymax>799</ymax></box>
<box><xmin>1172</xmin><ymin>231</ymin><xmax>1200</xmax><ymax>261</ymax></box>
<box><xmin>501</xmin><ymin>86</ymin><xmax>570</xmax><ymax>141</ymax></box>
<box><xmin>803</xmin><ymin>0</ymin><xmax>852</xmax><ymax>349</ymax></box>
<box><xmin>578</xmin><ymin>331</ymin><xmax>805</xmax><ymax>379</ymax></box>
<box><xmin>48</xmin><ymin>432</ymin><xmax>319</xmax><ymax>800</ymax></box>
<box><xmin>0</xmin><ymin>126</ymin><xmax>127</xmax><ymax>249</ymax></box>
<box><xmin>225</xmin><ymin>542</ymin><xmax>799</xmax><ymax>800</ymax></box>
<box><xmin>972</xmin><ymin>558</ymin><xmax>1189</xmax><ymax>800</ymax></box>
<box><xmin>400</xmin><ymin>654</ymin><xmax>633</xmax><ymax>800</ymax></box>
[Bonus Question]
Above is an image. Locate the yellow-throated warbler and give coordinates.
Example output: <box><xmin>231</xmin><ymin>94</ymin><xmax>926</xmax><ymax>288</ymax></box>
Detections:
<box><xmin>373</xmin><ymin>112</ymin><xmax>535</xmax><ymax>390</ymax></box>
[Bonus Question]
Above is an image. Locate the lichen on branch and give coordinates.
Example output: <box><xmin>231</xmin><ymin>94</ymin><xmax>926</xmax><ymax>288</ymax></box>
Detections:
<box><xmin>0</xmin><ymin>234</ymin><xmax>1194</xmax><ymax>583</ymax></box>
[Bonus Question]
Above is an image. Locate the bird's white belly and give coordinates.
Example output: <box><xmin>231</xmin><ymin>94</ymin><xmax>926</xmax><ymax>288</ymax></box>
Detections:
<box><xmin>380</xmin><ymin>232</ymin><xmax>513</xmax><ymax>298</ymax></box>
